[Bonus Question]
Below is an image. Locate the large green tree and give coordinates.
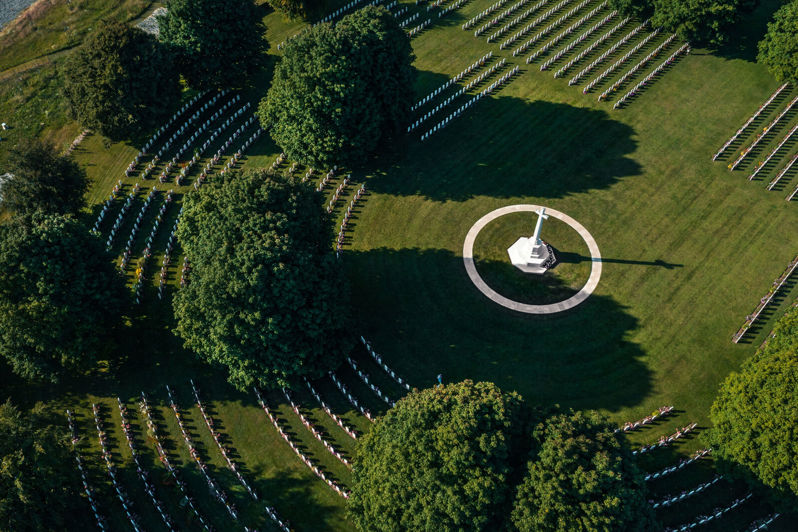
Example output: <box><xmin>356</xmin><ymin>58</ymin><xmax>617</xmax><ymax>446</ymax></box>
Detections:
<box><xmin>1</xmin><ymin>140</ymin><xmax>87</xmax><ymax>216</ymax></box>
<box><xmin>607</xmin><ymin>0</ymin><xmax>653</xmax><ymax>18</ymax></box>
<box><xmin>268</xmin><ymin>0</ymin><xmax>310</xmax><ymax>19</ymax></box>
<box><xmin>259</xmin><ymin>6</ymin><xmax>414</xmax><ymax>168</ymax></box>
<box><xmin>707</xmin><ymin>306</ymin><xmax>798</xmax><ymax>507</ymax></box>
<box><xmin>0</xmin><ymin>214</ymin><xmax>127</xmax><ymax>383</ymax></box>
<box><xmin>173</xmin><ymin>169</ymin><xmax>351</xmax><ymax>390</ymax></box>
<box><xmin>757</xmin><ymin>0</ymin><xmax>798</xmax><ymax>84</ymax></box>
<box><xmin>0</xmin><ymin>401</ymin><xmax>85</xmax><ymax>530</ymax></box>
<box><xmin>158</xmin><ymin>0</ymin><xmax>265</xmax><ymax>90</ymax></box>
<box><xmin>650</xmin><ymin>0</ymin><xmax>750</xmax><ymax>46</ymax></box>
<box><xmin>62</xmin><ymin>21</ymin><xmax>180</xmax><ymax>140</ymax></box>
<box><xmin>348</xmin><ymin>380</ymin><xmax>537</xmax><ymax>531</ymax></box>
<box><xmin>511</xmin><ymin>410</ymin><xmax>656</xmax><ymax>531</ymax></box>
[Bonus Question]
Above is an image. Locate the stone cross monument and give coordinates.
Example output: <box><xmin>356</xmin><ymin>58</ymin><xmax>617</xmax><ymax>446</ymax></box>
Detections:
<box><xmin>507</xmin><ymin>207</ymin><xmax>555</xmax><ymax>274</ymax></box>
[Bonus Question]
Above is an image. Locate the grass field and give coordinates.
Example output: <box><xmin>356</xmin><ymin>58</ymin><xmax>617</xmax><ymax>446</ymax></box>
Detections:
<box><xmin>1</xmin><ymin>0</ymin><xmax>798</xmax><ymax>529</ymax></box>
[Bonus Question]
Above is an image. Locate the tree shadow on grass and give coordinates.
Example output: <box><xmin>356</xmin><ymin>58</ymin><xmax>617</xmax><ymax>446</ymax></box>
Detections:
<box><xmin>708</xmin><ymin>0</ymin><xmax>783</xmax><ymax>63</ymax></box>
<box><xmin>344</xmin><ymin>246</ymin><xmax>653</xmax><ymax>413</ymax></box>
<box><xmin>366</xmin><ymin>89</ymin><xmax>642</xmax><ymax>201</ymax></box>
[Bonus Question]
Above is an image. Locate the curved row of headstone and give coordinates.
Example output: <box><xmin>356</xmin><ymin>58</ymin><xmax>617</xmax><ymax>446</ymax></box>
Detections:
<box><xmin>420</xmin><ymin>66</ymin><xmax>520</xmax><ymax>141</ymax></box>
<box><xmin>158</xmin><ymin>209</ymin><xmax>182</xmax><ymax>300</ymax></box>
<box><xmin>645</xmin><ymin>448</ymin><xmax>711</xmax><ymax>481</ymax></box>
<box><xmin>713</xmin><ymin>83</ymin><xmax>790</xmax><ymax>161</ymax></box>
<box><xmin>132</xmin><ymin>191</ymin><xmax>173</xmax><ymax>302</ymax></box>
<box><xmin>189</xmin><ymin>380</ymin><xmax>264</xmax><ymax>506</ymax></box>
<box><xmin>141</xmin><ymin>90</ymin><xmax>212</xmax><ymax>158</ymax></box>
<box><xmin>615</xmin><ymin>405</ymin><xmax>673</xmax><ymax>433</ymax></box>
<box><xmin>118</xmin><ymin>186</ymin><xmax>159</xmax><ymax>268</ymax></box>
<box><xmin>525</xmin><ymin>1</ymin><xmax>607</xmax><ymax>62</ymax></box>
<box><xmin>553</xmin><ymin>16</ymin><xmax>629</xmax><ymax>77</ymax></box>
<box><xmin>747</xmin><ymin>123</ymin><xmax>798</xmax><ymax>181</ymax></box>
<box><xmin>729</xmin><ymin>94</ymin><xmax>798</xmax><ymax>171</ymax></box>
<box><xmin>165</xmin><ymin>385</ymin><xmax>241</xmax><ymax>521</ymax></box>
<box><xmin>409</xmin><ymin>59</ymin><xmax>508</xmax><ymax>133</ymax></box>
<box><xmin>157</xmin><ymin>93</ymin><xmax>237</xmax><ymax>166</ymax></box>
<box><xmin>104</xmin><ymin>184</ymin><xmax>140</xmax><ymax>249</ymax></box>
<box><xmin>766</xmin><ymin>153</ymin><xmax>798</xmax><ymax>191</ymax></box>
<box><xmin>665</xmin><ymin>493</ymin><xmax>753</xmax><ymax>531</ymax></box>
<box><xmin>732</xmin><ymin>254</ymin><xmax>798</xmax><ymax>343</ymax></box>
<box><xmin>217</xmin><ymin>120</ymin><xmax>261</xmax><ymax>180</ymax></box>
<box><xmin>66</xmin><ymin>409</ymin><xmax>108</xmax><ymax>531</ymax></box>
<box><xmin>359</xmin><ymin>337</ymin><xmax>413</xmax><ymax>392</ymax></box>
<box><xmin>408</xmin><ymin>18</ymin><xmax>433</xmax><ymax>38</ymax></box>
<box><xmin>138</xmin><ymin>392</ymin><xmax>213</xmax><ymax>531</ymax></box>
<box><xmin>327</xmin><ymin>174</ymin><xmax>352</xmax><ymax>213</ymax></box>
<box><xmin>170</xmin><ymin>99</ymin><xmax>249</xmax><ymax>185</ymax></box>
<box><xmin>304</xmin><ymin>378</ymin><xmax>360</xmax><ymax>439</ymax></box>
<box><xmin>597</xmin><ymin>33</ymin><xmax>677</xmax><ymax>101</ymax></box>
<box><xmin>462</xmin><ymin>0</ymin><xmax>514</xmax><ymax>30</ymax></box>
<box><xmin>316</xmin><ymin>166</ymin><xmax>341</xmax><ymax>192</ymax></box>
<box><xmin>478</xmin><ymin>0</ymin><xmax>559</xmax><ymax>39</ymax></box>
<box><xmin>254</xmin><ymin>388</ymin><xmax>351</xmax><ymax>499</ymax></box>
<box><xmin>116</xmin><ymin>398</ymin><xmax>178</xmax><ymax>531</ymax></box>
<box><xmin>633</xmin><ymin>422</ymin><xmax>697</xmax><ymax>456</ymax></box>
<box><xmin>786</xmin><ymin>182</ymin><xmax>798</xmax><ymax>201</ymax></box>
<box><xmin>346</xmin><ymin>356</ymin><xmax>396</xmax><ymax>406</ymax></box>
<box><xmin>612</xmin><ymin>43</ymin><xmax>691</xmax><ymax>109</ymax></box>
<box><xmin>282</xmin><ymin>387</ymin><xmax>353</xmax><ymax>468</ymax></box>
<box><xmin>329</xmin><ymin>372</ymin><xmax>376</xmax><ymax>422</ymax></box>
<box><xmin>746</xmin><ymin>512</ymin><xmax>781</xmax><ymax>531</ymax></box>
<box><xmin>490</xmin><ymin>0</ymin><xmax>562</xmax><ymax>45</ymax></box>
<box><xmin>538</xmin><ymin>10</ymin><xmax>617</xmax><ymax>69</ymax></box>
<box><xmin>91</xmin><ymin>403</ymin><xmax>143</xmax><ymax>532</ymax></box>
<box><xmin>412</xmin><ymin>52</ymin><xmax>493</xmax><ymax>111</ymax></box>
<box><xmin>336</xmin><ymin>184</ymin><xmax>366</xmax><ymax>255</ymax></box>
<box><xmin>650</xmin><ymin>475</ymin><xmax>722</xmax><ymax>509</ymax></box>
<box><xmin>399</xmin><ymin>12</ymin><xmax>420</xmax><ymax>28</ymax></box>
<box><xmin>569</xmin><ymin>20</ymin><xmax>648</xmax><ymax>86</ymax></box>
<box><xmin>489</xmin><ymin>0</ymin><xmax>583</xmax><ymax>44</ymax></box>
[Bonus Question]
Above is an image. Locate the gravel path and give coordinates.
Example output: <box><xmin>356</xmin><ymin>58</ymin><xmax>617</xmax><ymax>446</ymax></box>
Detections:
<box><xmin>0</xmin><ymin>0</ymin><xmax>36</xmax><ymax>31</ymax></box>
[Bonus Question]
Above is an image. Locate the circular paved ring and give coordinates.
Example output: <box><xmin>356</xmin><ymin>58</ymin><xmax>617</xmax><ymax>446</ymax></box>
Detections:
<box><xmin>462</xmin><ymin>204</ymin><xmax>602</xmax><ymax>314</ymax></box>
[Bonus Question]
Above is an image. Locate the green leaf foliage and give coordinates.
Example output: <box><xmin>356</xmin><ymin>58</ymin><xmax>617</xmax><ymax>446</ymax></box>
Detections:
<box><xmin>511</xmin><ymin>410</ymin><xmax>657</xmax><ymax>532</ymax></box>
<box><xmin>172</xmin><ymin>169</ymin><xmax>352</xmax><ymax>390</ymax></box>
<box><xmin>62</xmin><ymin>21</ymin><xmax>180</xmax><ymax>141</ymax></box>
<box><xmin>650</xmin><ymin>0</ymin><xmax>745</xmax><ymax>46</ymax></box>
<box><xmin>267</xmin><ymin>0</ymin><xmax>310</xmax><ymax>19</ymax></box>
<box><xmin>348</xmin><ymin>380</ymin><xmax>535</xmax><ymax>531</ymax></box>
<box><xmin>0</xmin><ymin>214</ymin><xmax>127</xmax><ymax>383</ymax></box>
<box><xmin>259</xmin><ymin>6</ymin><xmax>414</xmax><ymax>168</ymax></box>
<box><xmin>1</xmin><ymin>140</ymin><xmax>87</xmax><ymax>217</ymax></box>
<box><xmin>158</xmin><ymin>0</ymin><xmax>265</xmax><ymax>90</ymax></box>
<box><xmin>757</xmin><ymin>0</ymin><xmax>798</xmax><ymax>84</ymax></box>
<box><xmin>707</xmin><ymin>305</ymin><xmax>798</xmax><ymax>508</ymax></box>
<box><xmin>0</xmin><ymin>401</ymin><xmax>85</xmax><ymax>531</ymax></box>
<box><xmin>607</xmin><ymin>0</ymin><xmax>653</xmax><ymax>18</ymax></box>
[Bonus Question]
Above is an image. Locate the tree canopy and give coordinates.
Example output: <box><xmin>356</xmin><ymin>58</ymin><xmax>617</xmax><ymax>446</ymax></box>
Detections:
<box><xmin>348</xmin><ymin>380</ymin><xmax>535</xmax><ymax>531</ymax></box>
<box><xmin>268</xmin><ymin>0</ymin><xmax>311</xmax><ymax>19</ymax></box>
<box><xmin>1</xmin><ymin>140</ymin><xmax>87</xmax><ymax>217</ymax></box>
<box><xmin>757</xmin><ymin>0</ymin><xmax>798</xmax><ymax>84</ymax></box>
<box><xmin>650</xmin><ymin>0</ymin><xmax>744</xmax><ymax>46</ymax></box>
<box><xmin>511</xmin><ymin>410</ymin><xmax>656</xmax><ymax>532</ymax></box>
<box><xmin>173</xmin><ymin>169</ymin><xmax>351</xmax><ymax>390</ymax></box>
<box><xmin>62</xmin><ymin>21</ymin><xmax>180</xmax><ymax>141</ymax></box>
<box><xmin>610</xmin><ymin>0</ymin><xmax>754</xmax><ymax>46</ymax></box>
<box><xmin>259</xmin><ymin>6</ymin><xmax>414</xmax><ymax>168</ymax></box>
<box><xmin>158</xmin><ymin>0</ymin><xmax>265</xmax><ymax>90</ymax></box>
<box><xmin>0</xmin><ymin>401</ymin><xmax>85</xmax><ymax>530</ymax></box>
<box><xmin>0</xmin><ymin>214</ymin><xmax>127</xmax><ymax>383</ymax></box>
<box><xmin>707</xmin><ymin>306</ymin><xmax>798</xmax><ymax>508</ymax></box>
